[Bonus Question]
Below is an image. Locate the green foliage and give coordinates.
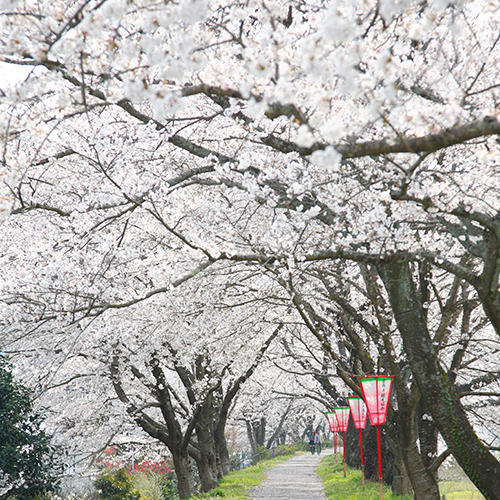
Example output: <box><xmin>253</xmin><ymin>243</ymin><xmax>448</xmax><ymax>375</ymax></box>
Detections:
<box><xmin>0</xmin><ymin>356</ymin><xmax>59</xmax><ymax>500</ymax></box>
<box><xmin>251</xmin><ymin>443</ymin><xmax>303</xmax><ymax>464</ymax></box>
<box><xmin>317</xmin><ymin>454</ymin><xmax>412</xmax><ymax>500</ymax></box>
<box><xmin>94</xmin><ymin>469</ymin><xmax>140</xmax><ymax>500</ymax></box>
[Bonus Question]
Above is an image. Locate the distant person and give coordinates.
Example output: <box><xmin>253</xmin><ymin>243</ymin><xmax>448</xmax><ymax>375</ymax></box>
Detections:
<box><xmin>315</xmin><ymin>430</ymin><xmax>322</xmax><ymax>454</ymax></box>
<box><xmin>309</xmin><ymin>432</ymin><xmax>315</xmax><ymax>455</ymax></box>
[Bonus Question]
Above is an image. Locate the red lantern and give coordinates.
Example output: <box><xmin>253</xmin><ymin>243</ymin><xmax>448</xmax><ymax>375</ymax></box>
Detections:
<box><xmin>333</xmin><ymin>407</ymin><xmax>350</xmax><ymax>477</ymax></box>
<box><xmin>333</xmin><ymin>407</ymin><xmax>350</xmax><ymax>433</ymax></box>
<box><xmin>347</xmin><ymin>396</ymin><xmax>367</xmax><ymax>488</ymax></box>
<box><xmin>347</xmin><ymin>396</ymin><xmax>367</xmax><ymax>430</ymax></box>
<box><xmin>326</xmin><ymin>411</ymin><xmax>339</xmax><ymax>433</ymax></box>
<box><xmin>326</xmin><ymin>412</ymin><xmax>339</xmax><ymax>464</ymax></box>
<box><xmin>358</xmin><ymin>375</ymin><xmax>393</xmax><ymax>426</ymax></box>
<box><xmin>358</xmin><ymin>375</ymin><xmax>394</xmax><ymax>500</ymax></box>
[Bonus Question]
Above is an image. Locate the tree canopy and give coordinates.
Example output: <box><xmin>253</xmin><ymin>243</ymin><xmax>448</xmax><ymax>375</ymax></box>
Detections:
<box><xmin>1</xmin><ymin>0</ymin><xmax>500</xmax><ymax>498</ymax></box>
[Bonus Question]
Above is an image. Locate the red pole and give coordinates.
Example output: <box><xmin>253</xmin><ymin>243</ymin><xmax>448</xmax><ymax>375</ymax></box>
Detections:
<box><xmin>342</xmin><ymin>432</ymin><xmax>346</xmax><ymax>477</ymax></box>
<box><xmin>359</xmin><ymin>428</ymin><xmax>365</xmax><ymax>488</ymax></box>
<box><xmin>377</xmin><ymin>426</ymin><xmax>382</xmax><ymax>500</ymax></box>
<box><xmin>334</xmin><ymin>433</ymin><xmax>337</xmax><ymax>464</ymax></box>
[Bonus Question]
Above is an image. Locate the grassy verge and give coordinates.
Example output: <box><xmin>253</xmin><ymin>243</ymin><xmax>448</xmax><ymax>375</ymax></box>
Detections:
<box><xmin>317</xmin><ymin>454</ymin><xmax>486</xmax><ymax>500</ymax></box>
<box><xmin>438</xmin><ymin>457</ymin><xmax>486</xmax><ymax>499</ymax></box>
<box><xmin>438</xmin><ymin>480</ymin><xmax>485</xmax><ymax>499</ymax></box>
<box><xmin>191</xmin><ymin>453</ymin><xmax>299</xmax><ymax>499</ymax></box>
<box><xmin>317</xmin><ymin>454</ymin><xmax>412</xmax><ymax>500</ymax></box>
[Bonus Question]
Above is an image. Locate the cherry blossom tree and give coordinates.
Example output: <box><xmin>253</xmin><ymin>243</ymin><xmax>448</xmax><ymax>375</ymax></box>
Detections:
<box><xmin>2</xmin><ymin>259</ymin><xmax>288</xmax><ymax>497</ymax></box>
<box><xmin>237</xmin><ymin>360</ymin><xmax>314</xmax><ymax>454</ymax></box>
<box><xmin>2</xmin><ymin>0</ymin><xmax>500</xmax><ymax>498</ymax></box>
<box><xmin>275</xmin><ymin>257</ymin><xmax>500</xmax><ymax>498</ymax></box>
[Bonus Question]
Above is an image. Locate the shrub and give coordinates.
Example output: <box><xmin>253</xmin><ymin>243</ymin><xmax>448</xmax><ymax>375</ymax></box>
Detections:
<box><xmin>251</xmin><ymin>443</ymin><xmax>300</xmax><ymax>464</ymax></box>
<box><xmin>129</xmin><ymin>460</ymin><xmax>177</xmax><ymax>500</ymax></box>
<box><xmin>0</xmin><ymin>356</ymin><xmax>60</xmax><ymax>499</ymax></box>
<box><xmin>94</xmin><ymin>469</ymin><xmax>140</xmax><ymax>500</ymax></box>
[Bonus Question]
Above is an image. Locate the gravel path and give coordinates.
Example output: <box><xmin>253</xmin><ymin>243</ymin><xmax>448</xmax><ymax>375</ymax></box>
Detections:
<box><xmin>249</xmin><ymin>448</ymin><xmax>332</xmax><ymax>500</ymax></box>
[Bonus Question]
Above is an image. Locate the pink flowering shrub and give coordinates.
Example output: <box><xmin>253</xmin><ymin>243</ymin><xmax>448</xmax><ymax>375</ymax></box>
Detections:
<box><xmin>129</xmin><ymin>460</ymin><xmax>174</xmax><ymax>476</ymax></box>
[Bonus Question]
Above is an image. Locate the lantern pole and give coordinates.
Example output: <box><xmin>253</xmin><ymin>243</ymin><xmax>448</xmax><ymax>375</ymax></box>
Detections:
<box><xmin>376</xmin><ymin>426</ymin><xmax>383</xmax><ymax>499</ymax></box>
<box><xmin>359</xmin><ymin>427</ymin><xmax>365</xmax><ymax>487</ymax></box>
<box><xmin>358</xmin><ymin>375</ymin><xmax>394</xmax><ymax>500</ymax></box>
<box><xmin>342</xmin><ymin>431</ymin><xmax>346</xmax><ymax>477</ymax></box>
<box><xmin>334</xmin><ymin>432</ymin><xmax>337</xmax><ymax>464</ymax></box>
<box><xmin>347</xmin><ymin>396</ymin><xmax>367</xmax><ymax>488</ymax></box>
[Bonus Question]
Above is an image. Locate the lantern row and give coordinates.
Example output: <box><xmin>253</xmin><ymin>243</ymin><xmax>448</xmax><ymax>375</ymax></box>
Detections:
<box><xmin>325</xmin><ymin>375</ymin><xmax>394</xmax><ymax>499</ymax></box>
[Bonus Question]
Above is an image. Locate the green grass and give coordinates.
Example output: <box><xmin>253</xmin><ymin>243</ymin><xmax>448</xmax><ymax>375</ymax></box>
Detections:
<box><xmin>437</xmin><ymin>458</ymin><xmax>486</xmax><ymax>499</ymax></box>
<box><xmin>438</xmin><ymin>480</ymin><xmax>485</xmax><ymax>500</ymax></box>
<box><xmin>190</xmin><ymin>453</ymin><xmax>297</xmax><ymax>499</ymax></box>
<box><xmin>317</xmin><ymin>454</ymin><xmax>486</xmax><ymax>500</ymax></box>
<box><xmin>317</xmin><ymin>454</ymin><xmax>412</xmax><ymax>500</ymax></box>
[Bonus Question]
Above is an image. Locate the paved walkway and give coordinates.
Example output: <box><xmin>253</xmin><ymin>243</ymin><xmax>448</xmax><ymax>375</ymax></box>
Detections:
<box><xmin>249</xmin><ymin>448</ymin><xmax>333</xmax><ymax>500</ymax></box>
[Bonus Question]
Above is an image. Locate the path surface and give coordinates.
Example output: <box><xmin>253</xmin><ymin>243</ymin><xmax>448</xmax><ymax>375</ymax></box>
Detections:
<box><xmin>249</xmin><ymin>448</ymin><xmax>332</xmax><ymax>500</ymax></box>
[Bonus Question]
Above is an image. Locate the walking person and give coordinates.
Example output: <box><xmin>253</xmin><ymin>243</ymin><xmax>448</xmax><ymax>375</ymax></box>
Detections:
<box><xmin>315</xmin><ymin>429</ymin><xmax>322</xmax><ymax>455</ymax></box>
<box><xmin>309</xmin><ymin>431</ymin><xmax>316</xmax><ymax>455</ymax></box>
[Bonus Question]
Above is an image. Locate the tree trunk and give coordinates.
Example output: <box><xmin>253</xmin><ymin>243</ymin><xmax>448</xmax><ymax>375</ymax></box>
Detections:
<box><xmin>215</xmin><ymin>432</ymin><xmax>231</xmax><ymax>479</ymax></box>
<box><xmin>218</xmin><ymin>325</ymin><xmax>282</xmax><ymax>470</ymax></box>
<box><xmin>403</xmin><ymin>441</ymin><xmax>440</xmax><ymax>499</ymax></box>
<box><xmin>394</xmin><ymin>396</ymin><xmax>440</xmax><ymax>500</ymax></box>
<box><xmin>336</xmin><ymin>262</ymin><xmax>438</xmax><ymax>498</ymax></box>
<box><xmin>213</xmin><ymin>389</ymin><xmax>231</xmax><ymax>478</ymax></box>
<box><xmin>194</xmin><ymin>396</ymin><xmax>219</xmax><ymax>493</ymax></box>
<box><xmin>246</xmin><ymin>417</ymin><xmax>266</xmax><ymax>455</ymax></box>
<box><xmin>266</xmin><ymin>404</ymin><xmax>292</xmax><ymax>449</ymax></box>
<box><xmin>417</xmin><ymin>400</ymin><xmax>438</xmax><ymax>470</ymax></box>
<box><xmin>390</xmin><ymin>444</ymin><xmax>413</xmax><ymax>497</ymax></box>
<box><xmin>245</xmin><ymin>419</ymin><xmax>257</xmax><ymax>456</ymax></box>
<box><xmin>255</xmin><ymin>417</ymin><xmax>266</xmax><ymax>447</ymax></box>
<box><xmin>171</xmin><ymin>448</ymin><xmax>198</xmax><ymax>499</ymax></box>
<box><xmin>378</xmin><ymin>261</ymin><xmax>500</xmax><ymax>500</ymax></box>
<box><xmin>111</xmin><ymin>356</ymin><xmax>199</xmax><ymax>499</ymax></box>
